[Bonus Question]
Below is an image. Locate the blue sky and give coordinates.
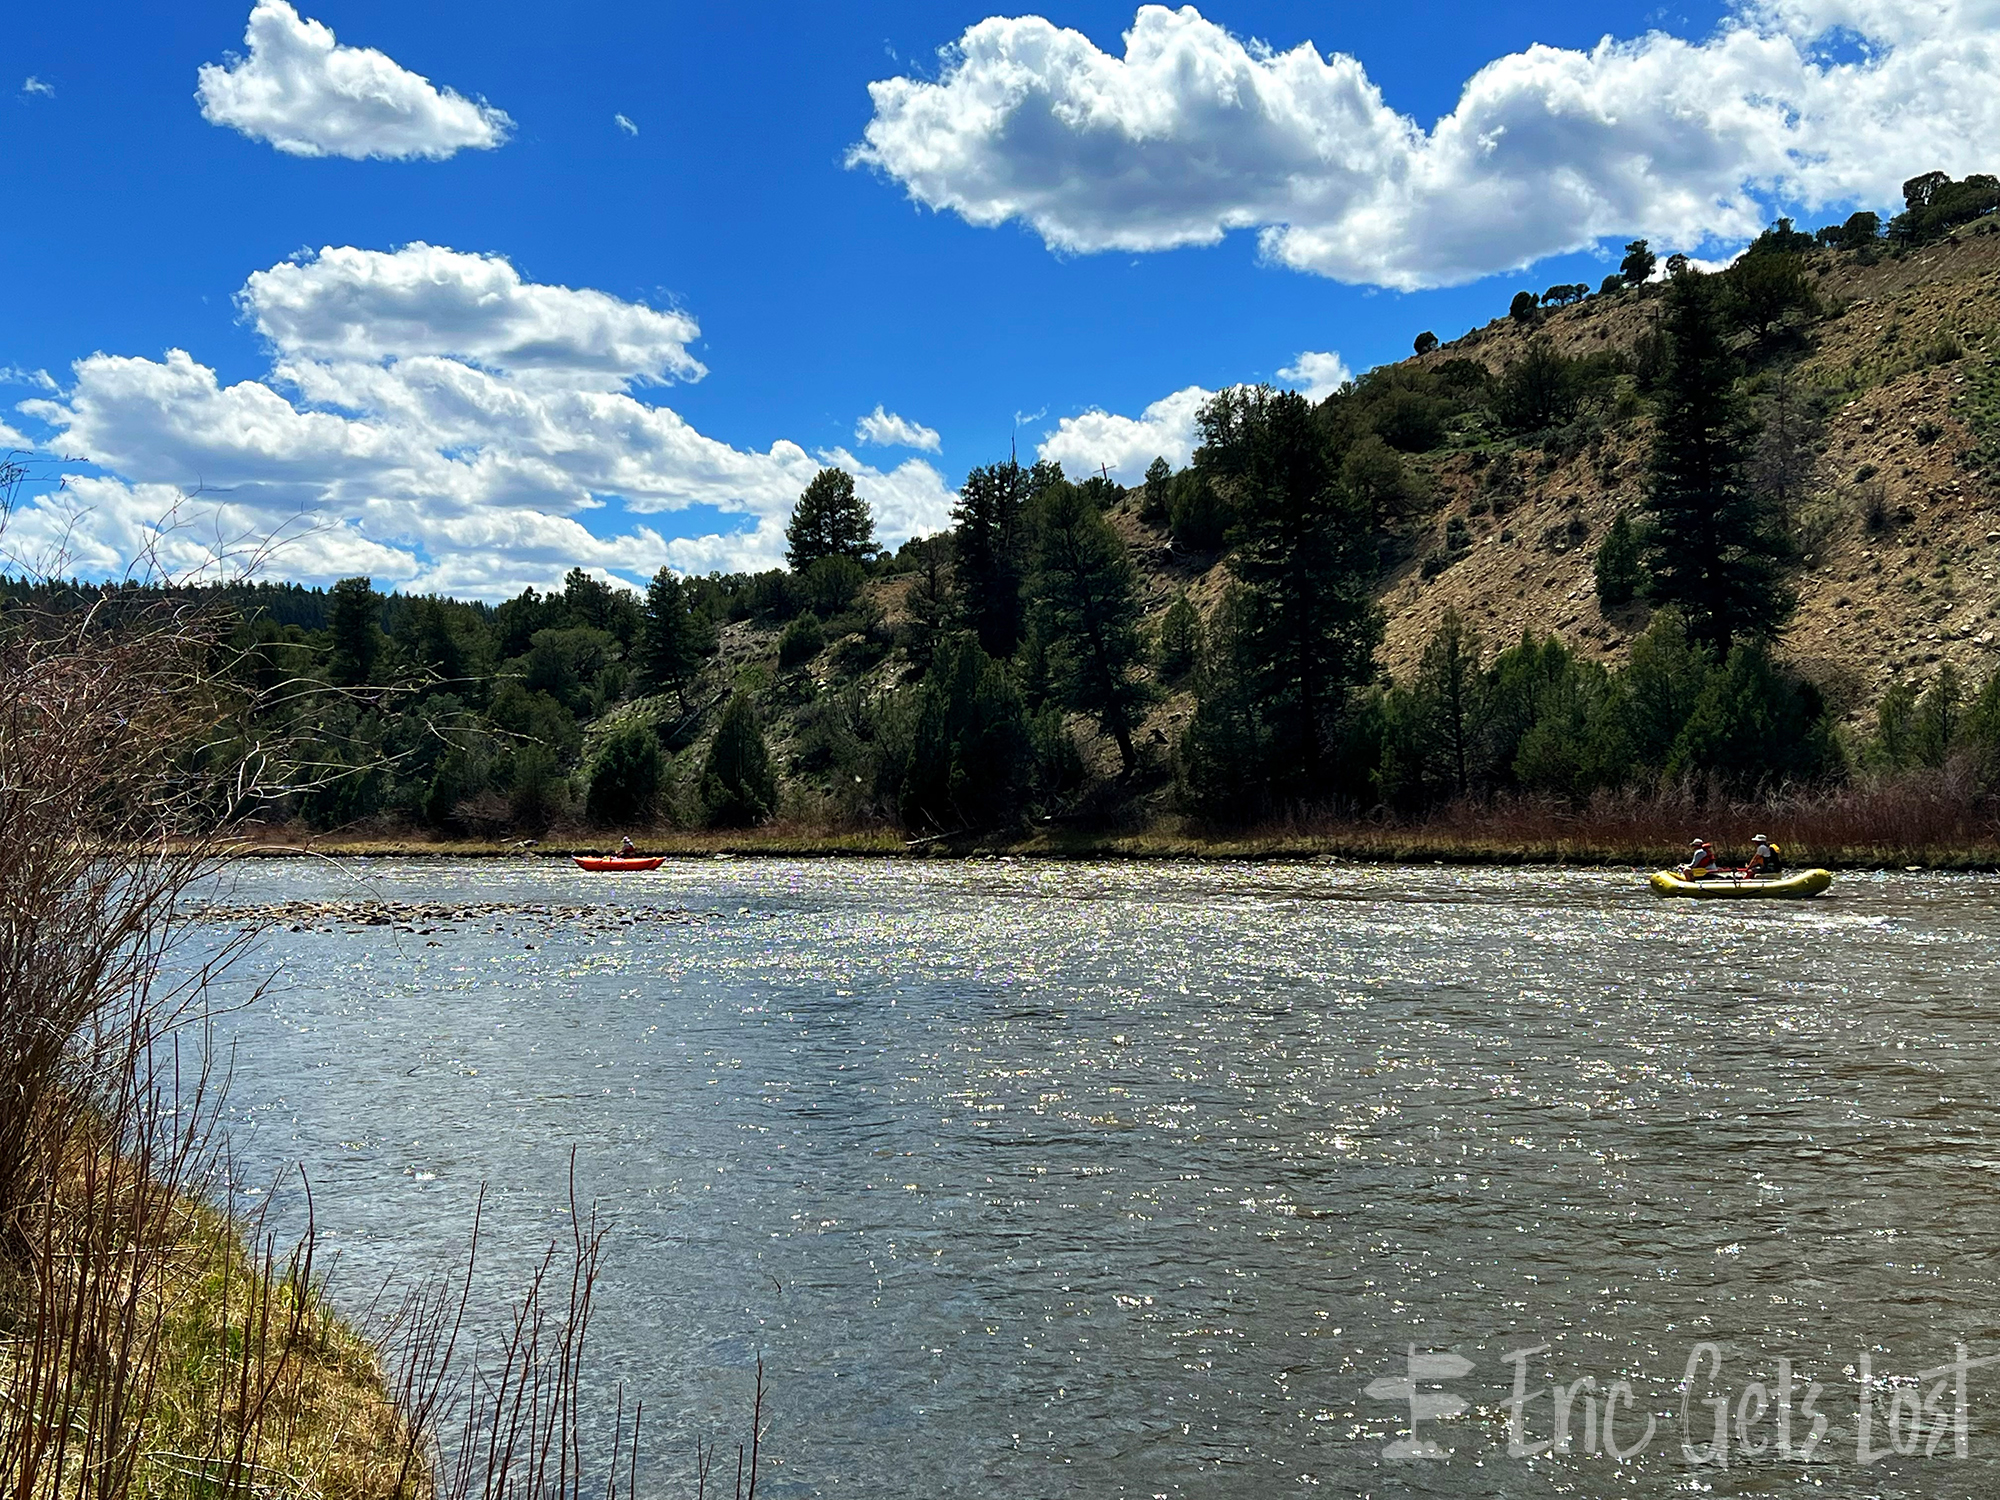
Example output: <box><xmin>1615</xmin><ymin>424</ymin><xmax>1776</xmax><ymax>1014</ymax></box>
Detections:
<box><xmin>1</xmin><ymin>0</ymin><xmax>1986</xmax><ymax>596</ymax></box>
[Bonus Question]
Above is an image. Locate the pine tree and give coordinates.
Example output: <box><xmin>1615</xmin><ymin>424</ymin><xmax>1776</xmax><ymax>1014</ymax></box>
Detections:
<box><xmin>701</xmin><ymin>691</ymin><xmax>776</xmax><ymax>826</ymax></box>
<box><xmin>951</xmin><ymin>459</ymin><xmax>1055</xmax><ymax>658</ymax></box>
<box><xmin>637</xmin><ymin>567</ymin><xmax>718</xmax><ymax>708</ymax></box>
<box><xmin>1619</xmin><ymin>609</ymin><xmax>1714</xmax><ymax>771</ymax></box>
<box><xmin>1140</xmin><ymin>456</ymin><xmax>1173</xmax><ymax>525</ymax></box>
<box><xmin>1223</xmin><ymin>391</ymin><xmax>1382</xmax><ymax>786</ymax></box>
<box><xmin>1667</xmin><ymin>641</ymin><xmax>1834</xmax><ymax>792</ymax></box>
<box><xmin>1870</xmin><ymin>678</ymin><xmax>1920</xmax><ymax>771</ymax></box>
<box><xmin>785</xmin><ymin>468</ymin><xmax>875</xmax><ymax>570</ymax></box>
<box><xmin>1593</xmin><ymin>511</ymin><xmax>1644</xmax><ymax>607</ymax></box>
<box><xmin>586</xmin><ymin>723</ymin><xmax>664</xmax><ymax>826</ymax></box>
<box><xmin>1157</xmin><ymin>592</ymin><xmax>1202</xmax><ymax>681</ymax></box>
<box><xmin>1911</xmin><ymin>663</ymin><xmax>1966</xmax><ymax>768</ymax></box>
<box><xmin>1641</xmin><ymin>272</ymin><xmax>1794</xmax><ymax>654</ymax></box>
<box><xmin>899</xmin><ymin>633</ymin><xmax>1032</xmax><ymax>832</ymax></box>
<box><xmin>901</xmin><ymin>534</ymin><xmax>956</xmax><ymax>671</ymax></box>
<box><xmin>1965</xmin><ymin>671</ymin><xmax>2000</xmax><ymax>787</ymax></box>
<box><xmin>1619</xmin><ymin>239</ymin><xmax>1656</xmax><ymax>286</ymax></box>
<box><xmin>1409</xmin><ymin>610</ymin><xmax>1485</xmax><ymax>798</ymax></box>
<box><xmin>1176</xmin><ymin>587</ymin><xmax>1269</xmax><ymax>821</ymax></box>
<box><xmin>327</xmin><ymin>576</ymin><xmax>383</xmax><ymax>687</ymax></box>
<box><xmin>1026</xmin><ymin>481</ymin><xmax>1154</xmax><ymax>774</ymax></box>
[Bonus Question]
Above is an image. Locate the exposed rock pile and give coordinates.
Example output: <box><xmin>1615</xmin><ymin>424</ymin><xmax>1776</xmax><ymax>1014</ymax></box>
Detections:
<box><xmin>191</xmin><ymin>899</ymin><xmax>710</xmax><ymax>936</ymax></box>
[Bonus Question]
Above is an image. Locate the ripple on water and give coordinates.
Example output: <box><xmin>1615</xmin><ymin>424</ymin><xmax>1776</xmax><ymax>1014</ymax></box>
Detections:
<box><xmin>189</xmin><ymin>859</ymin><xmax>2000</xmax><ymax>1498</ymax></box>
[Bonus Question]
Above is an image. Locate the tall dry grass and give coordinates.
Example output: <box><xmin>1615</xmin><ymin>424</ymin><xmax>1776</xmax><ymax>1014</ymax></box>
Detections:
<box><xmin>1230</xmin><ymin>769</ymin><xmax>2000</xmax><ymax>867</ymax></box>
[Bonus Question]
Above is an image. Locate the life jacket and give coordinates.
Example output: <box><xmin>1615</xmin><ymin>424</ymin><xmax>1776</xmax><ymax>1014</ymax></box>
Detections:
<box><xmin>1750</xmin><ymin>842</ymin><xmax>1783</xmax><ymax>874</ymax></box>
<box><xmin>1686</xmin><ymin>845</ymin><xmax>1715</xmax><ymax>876</ymax></box>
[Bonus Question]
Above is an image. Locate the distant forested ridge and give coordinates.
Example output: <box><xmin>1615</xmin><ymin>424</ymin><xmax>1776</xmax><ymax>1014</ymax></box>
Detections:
<box><xmin>12</xmin><ymin>169</ymin><xmax>2000</xmax><ymax>842</ymax></box>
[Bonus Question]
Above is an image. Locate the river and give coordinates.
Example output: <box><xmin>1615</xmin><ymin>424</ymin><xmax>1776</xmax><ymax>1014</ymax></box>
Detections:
<box><xmin>192</xmin><ymin>857</ymin><xmax>2000</xmax><ymax>1497</ymax></box>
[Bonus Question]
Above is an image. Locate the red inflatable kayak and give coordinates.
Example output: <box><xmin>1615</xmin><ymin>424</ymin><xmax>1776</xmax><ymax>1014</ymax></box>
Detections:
<box><xmin>572</xmin><ymin>856</ymin><xmax>665</xmax><ymax>872</ymax></box>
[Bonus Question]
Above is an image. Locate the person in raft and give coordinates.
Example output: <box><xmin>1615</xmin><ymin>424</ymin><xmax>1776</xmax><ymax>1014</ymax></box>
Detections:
<box><xmin>1744</xmin><ymin>834</ymin><xmax>1783</xmax><ymax>877</ymax></box>
<box><xmin>1679</xmin><ymin>839</ymin><xmax>1718</xmax><ymax>878</ymax></box>
<box><xmin>618</xmin><ymin>836</ymin><xmax>638</xmax><ymax>857</ymax></box>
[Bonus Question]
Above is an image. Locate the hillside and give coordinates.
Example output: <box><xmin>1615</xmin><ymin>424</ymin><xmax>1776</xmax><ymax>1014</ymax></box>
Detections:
<box><xmin>20</xmin><ymin>197</ymin><xmax>2000</xmax><ymax>855</ymax></box>
<box><xmin>1359</xmin><ymin>225</ymin><xmax>2000</xmax><ymax>719</ymax></box>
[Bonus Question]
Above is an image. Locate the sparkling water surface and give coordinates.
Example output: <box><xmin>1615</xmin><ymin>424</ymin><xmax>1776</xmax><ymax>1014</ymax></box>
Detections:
<box><xmin>193</xmin><ymin>858</ymin><xmax>2000</xmax><ymax>1497</ymax></box>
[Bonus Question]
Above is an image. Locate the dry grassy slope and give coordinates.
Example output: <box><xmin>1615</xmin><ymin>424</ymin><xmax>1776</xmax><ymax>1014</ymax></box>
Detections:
<box><xmin>1366</xmin><ymin>229</ymin><xmax>2000</xmax><ymax>721</ymax></box>
<box><xmin>692</xmin><ymin>232</ymin><xmax>2000</xmax><ymax>802</ymax></box>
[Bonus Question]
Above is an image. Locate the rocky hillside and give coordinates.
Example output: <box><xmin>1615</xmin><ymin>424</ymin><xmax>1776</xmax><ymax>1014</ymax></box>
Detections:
<box><xmin>1367</xmin><ymin>225</ymin><xmax>2000</xmax><ymax>723</ymax></box>
<box><xmin>1117</xmin><ymin>221</ymin><xmax>1995</xmax><ymax>728</ymax></box>
<box><xmin>708</xmin><ymin>220</ymin><xmax>2000</xmax><ymax>813</ymax></box>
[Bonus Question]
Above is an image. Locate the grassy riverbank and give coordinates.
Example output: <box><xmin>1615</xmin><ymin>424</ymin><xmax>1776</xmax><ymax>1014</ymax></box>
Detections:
<box><xmin>103</xmin><ymin>1206</ymin><xmax>416</xmax><ymax>1500</ymax></box>
<box><xmin>1</xmin><ymin>1137</ymin><xmax>418</xmax><ymax>1500</ymax></box>
<box><xmin>227</xmin><ymin>791</ymin><xmax>2000</xmax><ymax>871</ymax></box>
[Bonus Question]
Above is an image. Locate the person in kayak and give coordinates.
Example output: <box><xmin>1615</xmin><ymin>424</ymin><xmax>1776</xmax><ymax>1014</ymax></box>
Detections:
<box><xmin>1745</xmin><ymin>835</ymin><xmax>1783</xmax><ymax>878</ymax></box>
<box><xmin>619</xmin><ymin>835</ymin><xmax>638</xmax><ymax>857</ymax></box>
<box><xmin>1679</xmin><ymin>839</ymin><xmax>1717</xmax><ymax>878</ymax></box>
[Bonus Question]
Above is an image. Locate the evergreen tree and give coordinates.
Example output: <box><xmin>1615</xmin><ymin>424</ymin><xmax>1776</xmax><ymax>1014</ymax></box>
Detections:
<box><xmin>1177</xmin><ymin>587</ymin><xmax>1269</xmax><ymax>821</ymax></box>
<box><xmin>1910</xmin><ymin>663</ymin><xmax>1966</xmax><ymax>768</ymax></box>
<box><xmin>1495</xmin><ymin>342</ymin><xmax>1581</xmax><ymax>433</ymax></box>
<box><xmin>396</xmin><ymin>596</ymin><xmax>468</xmax><ymax>684</ymax></box>
<box><xmin>1223</xmin><ymin>391</ymin><xmax>1383</xmax><ymax>786</ymax></box>
<box><xmin>1619</xmin><ymin>239</ymin><xmax>1656</xmax><ymax>286</ymax></box>
<box><xmin>562</xmin><ymin>568</ymin><xmax>617</xmax><ymax>632</ymax></box>
<box><xmin>1870</xmin><ymin>678</ymin><xmax>1920</xmax><ymax>771</ymax></box>
<box><xmin>1026</xmin><ymin>481</ymin><xmax>1154</xmax><ymax>774</ymax></box>
<box><xmin>1157</xmin><ymin>592</ymin><xmax>1203</xmax><ymax>681</ymax></box>
<box><xmin>785</xmin><ymin>468</ymin><xmax>875</xmax><ymax>569</ymax></box>
<box><xmin>1965</xmin><ymin>671</ymin><xmax>2000</xmax><ymax>787</ymax></box>
<box><xmin>1408</xmin><ymin>610</ymin><xmax>1485</xmax><ymax>798</ymax></box>
<box><xmin>586</xmin><ymin>722</ymin><xmax>664</xmax><ymax>826</ymax></box>
<box><xmin>951</xmin><ymin>459</ymin><xmax>1053</xmax><ymax>658</ymax></box>
<box><xmin>637</xmin><ymin>567</ymin><xmax>719</xmax><ymax>708</ymax></box>
<box><xmin>701</xmin><ymin>691</ymin><xmax>776</xmax><ymax>826</ymax></box>
<box><xmin>800</xmin><ymin>554</ymin><xmax>867</xmax><ymax>617</ymax></box>
<box><xmin>508</xmin><ymin>743</ymin><xmax>565</xmax><ymax>830</ymax></box>
<box><xmin>1593</xmin><ymin>512</ymin><xmax>1645</xmax><ymax>607</ymax></box>
<box><xmin>900</xmin><ymin>534</ymin><xmax>956</xmax><ymax>671</ymax></box>
<box><xmin>1641</xmin><ymin>271</ymin><xmax>1795</xmax><ymax>654</ymax></box>
<box><xmin>899</xmin><ymin>632</ymin><xmax>1032</xmax><ymax>832</ymax></box>
<box><xmin>1721</xmin><ymin>252</ymin><xmax>1819</xmax><ymax>341</ymax></box>
<box><xmin>327</xmin><ymin>576</ymin><xmax>383</xmax><ymax>687</ymax></box>
<box><xmin>1619</xmin><ymin>610</ymin><xmax>1713</xmax><ymax>771</ymax></box>
<box><xmin>1510</xmin><ymin>655</ymin><xmax>1624</xmax><ymax>803</ymax></box>
<box><xmin>778</xmin><ymin>612</ymin><xmax>825</xmax><ymax>668</ymax></box>
<box><xmin>1140</xmin><ymin>456</ymin><xmax>1173</xmax><ymax>525</ymax></box>
<box><xmin>1167</xmin><ymin>470</ymin><xmax>1231</xmax><ymax>552</ymax></box>
<box><xmin>1340</xmin><ymin>435</ymin><xmax>1418</xmax><ymax>528</ymax></box>
<box><xmin>1667</xmin><ymin>640</ymin><xmax>1835</xmax><ymax>793</ymax></box>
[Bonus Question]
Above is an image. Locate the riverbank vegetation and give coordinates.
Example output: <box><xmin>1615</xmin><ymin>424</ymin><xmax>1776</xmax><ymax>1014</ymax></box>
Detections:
<box><xmin>0</xmin><ymin>465</ymin><xmax>762</xmax><ymax>1497</ymax></box>
<box><xmin>7</xmin><ymin>171</ymin><xmax>2000</xmax><ymax>869</ymax></box>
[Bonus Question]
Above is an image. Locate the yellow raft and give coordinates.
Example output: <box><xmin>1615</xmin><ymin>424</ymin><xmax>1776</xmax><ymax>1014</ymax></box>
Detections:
<box><xmin>1649</xmin><ymin>868</ymin><xmax>1834</xmax><ymax>899</ymax></box>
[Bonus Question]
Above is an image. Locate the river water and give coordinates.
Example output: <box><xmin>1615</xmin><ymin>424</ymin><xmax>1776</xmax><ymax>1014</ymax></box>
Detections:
<box><xmin>192</xmin><ymin>858</ymin><xmax>2000</xmax><ymax>1498</ymax></box>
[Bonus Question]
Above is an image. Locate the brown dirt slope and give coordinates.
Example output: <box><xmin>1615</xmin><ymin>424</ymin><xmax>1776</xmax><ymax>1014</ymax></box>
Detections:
<box><xmin>1372</xmin><ymin>227</ymin><xmax>2000</xmax><ymax>719</ymax></box>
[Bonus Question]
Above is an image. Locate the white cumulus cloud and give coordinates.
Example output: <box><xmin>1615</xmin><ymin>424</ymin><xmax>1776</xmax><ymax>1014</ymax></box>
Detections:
<box><xmin>196</xmin><ymin>0</ymin><xmax>511</xmax><ymax>160</ymax></box>
<box><xmin>1277</xmin><ymin>350</ymin><xmax>1351</xmax><ymax>402</ymax></box>
<box><xmin>11</xmin><ymin>247</ymin><xmax>954</xmax><ymax>596</ymax></box>
<box><xmin>614</xmin><ymin>113</ymin><xmax>638</xmax><ymax>136</ymax></box>
<box><xmin>242</xmin><ymin>243</ymin><xmax>704</xmax><ymax>388</ymax></box>
<box><xmin>21</xmin><ymin>76</ymin><xmax>54</xmax><ymax>99</ymax></box>
<box><xmin>1037</xmin><ymin>385</ymin><xmax>1214</xmax><ymax>483</ymax></box>
<box><xmin>853</xmin><ymin>1</ymin><xmax>2000</xmax><ymax>289</ymax></box>
<box><xmin>855</xmin><ymin>405</ymin><xmax>942</xmax><ymax>452</ymax></box>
